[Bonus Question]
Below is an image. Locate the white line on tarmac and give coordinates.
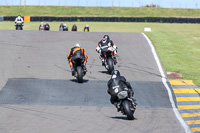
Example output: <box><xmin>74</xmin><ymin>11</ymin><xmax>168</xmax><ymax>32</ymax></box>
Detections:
<box><xmin>141</xmin><ymin>33</ymin><xmax>191</xmax><ymax>133</ymax></box>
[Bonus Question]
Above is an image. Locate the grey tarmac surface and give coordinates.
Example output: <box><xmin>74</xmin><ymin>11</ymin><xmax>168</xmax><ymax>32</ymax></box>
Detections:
<box><xmin>0</xmin><ymin>30</ymin><xmax>185</xmax><ymax>133</ymax></box>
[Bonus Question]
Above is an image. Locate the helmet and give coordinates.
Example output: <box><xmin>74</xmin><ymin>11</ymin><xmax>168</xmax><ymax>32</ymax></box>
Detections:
<box><xmin>103</xmin><ymin>35</ymin><xmax>110</xmax><ymax>41</ymax></box>
<box><xmin>75</xmin><ymin>43</ymin><xmax>80</xmax><ymax>47</ymax></box>
<box><xmin>86</xmin><ymin>25</ymin><xmax>89</xmax><ymax>27</ymax></box>
<box><xmin>41</xmin><ymin>22</ymin><xmax>43</xmax><ymax>25</ymax></box>
<box><xmin>111</xmin><ymin>70</ymin><xmax>120</xmax><ymax>79</ymax></box>
<box><xmin>64</xmin><ymin>24</ymin><xmax>67</xmax><ymax>26</ymax></box>
<box><xmin>102</xmin><ymin>35</ymin><xmax>110</xmax><ymax>43</ymax></box>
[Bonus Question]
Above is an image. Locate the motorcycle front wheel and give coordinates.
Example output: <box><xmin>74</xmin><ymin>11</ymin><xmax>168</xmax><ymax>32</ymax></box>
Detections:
<box><xmin>16</xmin><ymin>26</ymin><xmax>22</xmax><ymax>30</ymax></box>
<box><xmin>107</xmin><ymin>58</ymin><xmax>114</xmax><ymax>74</ymax></box>
<box><xmin>77</xmin><ymin>66</ymin><xmax>83</xmax><ymax>83</ymax></box>
<box><xmin>122</xmin><ymin>100</ymin><xmax>134</xmax><ymax>120</ymax></box>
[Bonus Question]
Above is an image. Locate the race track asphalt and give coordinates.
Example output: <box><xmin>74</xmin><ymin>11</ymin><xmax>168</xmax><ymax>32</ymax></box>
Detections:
<box><xmin>0</xmin><ymin>30</ymin><xmax>185</xmax><ymax>133</ymax></box>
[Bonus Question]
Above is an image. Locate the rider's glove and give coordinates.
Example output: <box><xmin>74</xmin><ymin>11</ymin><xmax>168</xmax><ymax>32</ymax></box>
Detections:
<box><xmin>96</xmin><ymin>46</ymin><xmax>101</xmax><ymax>53</ymax></box>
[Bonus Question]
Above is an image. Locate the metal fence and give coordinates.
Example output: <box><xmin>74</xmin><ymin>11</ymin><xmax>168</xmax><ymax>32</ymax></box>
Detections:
<box><xmin>0</xmin><ymin>0</ymin><xmax>199</xmax><ymax>9</ymax></box>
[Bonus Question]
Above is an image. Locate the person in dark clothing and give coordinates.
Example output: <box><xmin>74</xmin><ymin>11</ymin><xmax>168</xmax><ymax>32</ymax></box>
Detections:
<box><xmin>96</xmin><ymin>35</ymin><xmax>118</xmax><ymax>65</ymax></box>
<box><xmin>59</xmin><ymin>23</ymin><xmax>64</xmax><ymax>31</ymax></box>
<box><xmin>83</xmin><ymin>25</ymin><xmax>89</xmax><ymax>32</ymax></box>
<box><xmin>107</xmin><ymin>70</ymin><xmax>136</xmax><ymax>109</ymax></box>
<box><xmin>72</xmin><ymin>24</ymin><xmax>77</xmax><ymax>31</ymax></box>
<box><xmin>44</xmin><ymin>23</ymin><xmax>50</xmax><ymax>31</ymax></box>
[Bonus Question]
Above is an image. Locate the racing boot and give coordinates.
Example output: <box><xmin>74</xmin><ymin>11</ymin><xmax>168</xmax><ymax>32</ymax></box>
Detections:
<box><xmin>83</xmin><ymin>64</ymin><xmax>87</xmax><ymax>73</ymax></box>
<box><xmin>100</xmin><ymin>57</ymin><xmax>105</xmax><ymax>66</ymax></box>
<box><xmin>114</xmin><ymin>102</ymin><xmax>120</xmax><ymax>112</ymax></box>
<box><xmin>113</xmin><ymin>56</ymin><xmax>117</xmax><ymax>65</ymax></box>
<box><xmin>71</xmin><ymin>66</ymin><xmax>75</xmax><ymax>76</ymax></box>
<box><xmin>128</xmin><ymin>97</ymin><xmax>137</xmax><ymax>110</ymax></box>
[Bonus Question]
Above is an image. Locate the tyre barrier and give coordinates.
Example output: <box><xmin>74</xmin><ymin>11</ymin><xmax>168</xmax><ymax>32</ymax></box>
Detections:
<box><xmin>3</xmin><ymin>16</ymin><xmax>200</xmax><ymax>23</ymax></box>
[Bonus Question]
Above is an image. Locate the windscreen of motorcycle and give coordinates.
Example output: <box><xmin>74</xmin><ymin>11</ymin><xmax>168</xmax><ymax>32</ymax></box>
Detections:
<box><xmin>16</xmin><ymin>21</ymin><xmax>22</xmax><ymax>24</ymax></box>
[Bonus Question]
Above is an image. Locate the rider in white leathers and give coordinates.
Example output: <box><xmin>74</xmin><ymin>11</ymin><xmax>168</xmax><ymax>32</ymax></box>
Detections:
<box><xmin>96</xmin><ymin>35</ymin><xmax>118</xmax><ymax>65</ymax></box>
<box><xmin>15</xmin><ymin>15</ymin><xmax>24</xmax><ymax>26</ymax></box>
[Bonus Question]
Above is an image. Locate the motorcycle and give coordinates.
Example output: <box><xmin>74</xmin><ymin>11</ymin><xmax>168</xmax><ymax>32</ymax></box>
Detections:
<box><xmin>59</xmin><ymin>26</ymin><xmax>68</xmax><ymax>31</ymax></box>
<box><xmin>71</xmin><ymin>53</ymin><xmax>86</xmax><ymax>83</ymax></box>
<box><xmin>101</xmin><ymin>46</ymin><xmax>117</xmax><ymax>74</ymax></box>
<box><xmin>44</xmin><ymin>24</ymin><xmax>50</xmax><ymax>31</ymax></box>
<box><xmin>39</xmin><ymin>25</ymin><xmax>45</xmax><ymax>31</ymax></box>
<box><xmin>63</xmin><ymin>26</ymin><xmax>68</xmax><ymax>31</ymax></box>
<box><xmin>109</xmin><ymin>84</ymin><xmax>136</xmax><ymax>120</ymax></box>
<box><xmin>15</xmin><ymin>21</ymin><xmax>23</xmax><ymax>30</ymax></box>
<box><xmin>59</xmin><ymin>26</ymin><xmax>64</xmax><ymax>31</ymax></box>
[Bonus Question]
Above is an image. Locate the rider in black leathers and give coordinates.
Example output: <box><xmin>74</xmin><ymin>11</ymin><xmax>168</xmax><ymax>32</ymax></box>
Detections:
<box><xmin>72</xmin><ymin>24</ymin><xmax>77</xmax><ymax>31</ymax></box>
<box><xmin>44</xmin><ymin>23</ymin><xmax>50</xmax><ymax>31</ymax></box>
<box><xmin>107</xmin><ymin>70</ymin><xmax>135</xmax><ymax>109</ymax></box>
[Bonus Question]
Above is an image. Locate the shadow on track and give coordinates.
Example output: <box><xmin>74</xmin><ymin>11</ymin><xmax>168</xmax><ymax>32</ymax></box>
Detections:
<box><xmin>70</xmin><ymin>79</ymin><xmax>89</xmax><ymax>83</ymax></box>
<box><xmin>111</xmin><ymin>116</ymin><xmax>137</xmax><ymax>120</ymax></box>
<box><xmin>98</xmin><ymin>70</ymin><xmax>110</xmax><ymax>75</ymax></box>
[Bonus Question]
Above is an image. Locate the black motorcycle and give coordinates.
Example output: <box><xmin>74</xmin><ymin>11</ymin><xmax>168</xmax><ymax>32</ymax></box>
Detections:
<box><xmin>71</xmin><ymin>53</ymin><xmax>86</xmax><ymax>83</ymax></box>
<box><xmin>108</xmin><ymin>83</ymin><xmax>136</xmax><ymax>120</ymax></box>
<box><xmin>101</xmin><ymin>46</ymin><xmax>117</xmax><ymax>74</ymax></box>
<box><xmin>44</xmin><ymin>24</ymin><xmax>50</xmax><ymax>31</ymax></box>
<box><xmin>15</xmin><ymin>21</ymin><xmax>23</xmax><ymax>30</ymax></box>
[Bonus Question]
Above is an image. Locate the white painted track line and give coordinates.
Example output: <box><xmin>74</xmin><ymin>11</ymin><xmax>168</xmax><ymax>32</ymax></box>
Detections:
<box><xmin>141</xmin><ymin>33</ymin><xmax>191</xmax><ymax>133</ymax></box>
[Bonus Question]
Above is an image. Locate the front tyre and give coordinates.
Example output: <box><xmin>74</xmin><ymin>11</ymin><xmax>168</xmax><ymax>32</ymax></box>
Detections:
<box><xmin>107</xmin><ymin>58</ymin><xmax>114</xmax><ymax>74</ymax></box>
<box><xmin>77</xmin><ymin>66</ymin><xmax>83</xmax><ymax>83</ymax></box>
<box><xmin>16</xmin><ymin>26</ymin><xmax>22</xmax><ymax>30</ymax></box>
<box><xmin>122</xmin><ymin>100</ymin><xmax>134</xmax><ymax>120</ymax></box>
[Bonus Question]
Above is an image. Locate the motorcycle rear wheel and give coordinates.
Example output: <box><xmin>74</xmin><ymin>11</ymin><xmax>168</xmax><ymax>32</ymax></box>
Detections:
<box><xmin>77</xmin><ymin>66</ymin><xmax>83</xmax><ymax>83</ymax></box>
<box><xmin>122</xmin><ymin>100</ymin><xmax>134</xmax><ymax>120</ymax></box>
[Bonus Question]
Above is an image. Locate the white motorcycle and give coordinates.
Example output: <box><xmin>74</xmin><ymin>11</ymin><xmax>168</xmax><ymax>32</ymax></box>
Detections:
<box><xmin>96</xmin><ymin>45</ymin><xmax>117</xmax><ymax>74</ymax></box>
<box><xmin>15</xmin><ymin>21</ymin><xmax>23</xmax><ymax>30</ymax></box>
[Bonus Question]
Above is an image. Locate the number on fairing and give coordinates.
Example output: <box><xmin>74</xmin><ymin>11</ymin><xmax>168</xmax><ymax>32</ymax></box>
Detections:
<box><xmin>112</xmin><ymin>85</ymin><xmax>119</xmax><ymax>93</ymax></box>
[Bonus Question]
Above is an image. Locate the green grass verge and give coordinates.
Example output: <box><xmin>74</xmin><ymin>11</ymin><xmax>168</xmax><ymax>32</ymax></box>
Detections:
<box><xmin>1</xmin><ymin>6</ymin><xmax>200</xmax><ymax>18</ymax></box>
<box><xmin>0</xmin><ymin>22</ymin><xmax>199</xmax><ymax>86</ymax></box>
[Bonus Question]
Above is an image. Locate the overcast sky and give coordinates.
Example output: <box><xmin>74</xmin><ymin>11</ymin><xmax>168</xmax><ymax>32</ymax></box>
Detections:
<box><xmin>1</xmin><ymin>0</ymin><xmax>199</xmax><ymax>9</ymax></box>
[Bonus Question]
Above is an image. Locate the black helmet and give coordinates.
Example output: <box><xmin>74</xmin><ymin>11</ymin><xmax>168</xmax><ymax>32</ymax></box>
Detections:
<box><xmin>111</xmin><ymin>70</ymin><xmax>120</xmax><ymax>79</ymax></box>
<box><xmin>103</xmin><ymin>35</ymin><xmax>110</xmax><ymax>41</ymax></box>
